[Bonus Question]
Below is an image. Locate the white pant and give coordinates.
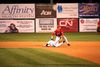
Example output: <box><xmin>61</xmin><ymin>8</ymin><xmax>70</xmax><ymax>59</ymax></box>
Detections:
<box><xmin>47</xmin><ymin>40</ymin><xmax>55</xmax><ymax>47</ymax></box>
<box><xmin>47</xmin><ymin>40</ymin><xmax>63</xmax><ymax>47</ymax></box>
<box><xmin>63</xmin><ymin>35</ymin><xmax>69</xmax><ymax>44</ymax></box>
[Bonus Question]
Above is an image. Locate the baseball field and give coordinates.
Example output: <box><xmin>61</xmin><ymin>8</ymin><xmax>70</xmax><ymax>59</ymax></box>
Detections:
<box><xmin>0</xmin><ymin>32</ymin><xmax>100</xmax><ymax>67</ymax></box>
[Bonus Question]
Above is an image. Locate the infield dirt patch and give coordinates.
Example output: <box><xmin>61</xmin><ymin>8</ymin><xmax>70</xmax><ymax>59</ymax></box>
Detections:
<box><xmin>0</xmin><ymin>41</ymin><xmax>100</xmax><ymax>64</ymax></box>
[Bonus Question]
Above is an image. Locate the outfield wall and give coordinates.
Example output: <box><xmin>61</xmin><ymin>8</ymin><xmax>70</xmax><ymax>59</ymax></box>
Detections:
<box><xmin>0</xmin><ymin>3</ymin><xmax>100</xmax><ymax>33</ymax></box>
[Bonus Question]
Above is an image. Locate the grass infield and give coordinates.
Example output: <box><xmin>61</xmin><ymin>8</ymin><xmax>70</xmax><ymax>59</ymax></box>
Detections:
<box><xmin>0</xmin><ymin>32</ymin><xmax>100</xmax><ymax>42</ymax></box>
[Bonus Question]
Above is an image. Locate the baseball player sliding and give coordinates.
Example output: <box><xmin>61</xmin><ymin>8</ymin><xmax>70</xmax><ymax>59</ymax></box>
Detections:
<box><xmin>45</xmin><ymin>26</ymin><xmax>70</xmax><ymax>47</ymax></box>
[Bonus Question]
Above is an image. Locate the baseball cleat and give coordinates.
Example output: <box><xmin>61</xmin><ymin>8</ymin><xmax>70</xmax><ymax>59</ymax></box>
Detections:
<box><xmin>45</xmin><ymin>44</ymin><xmax>50</xmax><ymax>47</ymax></box>
<box><xmin>46</xmin><ymin>44</ymin><xmax>49</xmax><ymax>47</ymax></box>
<box><xmin>67</xmin><ymin>43</ymin><xmax>70</xmax><ymax>46</ymax></box>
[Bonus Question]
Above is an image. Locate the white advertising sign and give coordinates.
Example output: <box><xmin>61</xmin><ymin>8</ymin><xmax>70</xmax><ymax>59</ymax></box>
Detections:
<box><xmin>0</xmin><ymin>20</ymin><xmax>35</xmax><ymax>33</ymax></box>
<box><xmin>57</xmin><ymin>3</ymin><xmax>78</xmax><ymax>18</ymax></box>
<box><xmin>79</xmin><ymin>18</ymin><xmax>99</xmax><ymax>32</ymax></box>
<box><xmin>36</xmin><ymin>18</ymin><xmax>57</xmax><ymax>33</ymax></box>
<box><xmin>0</xmin><ymin>4</ymin><xmax>35</xmax><ymax>19</ymax></box>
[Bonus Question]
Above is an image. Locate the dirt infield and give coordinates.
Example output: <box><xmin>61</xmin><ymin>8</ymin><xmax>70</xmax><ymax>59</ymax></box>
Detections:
<box><xmin>0</xmin><ymin>41</ymin><xmax>100</xmax><ymax>64</ymax></box>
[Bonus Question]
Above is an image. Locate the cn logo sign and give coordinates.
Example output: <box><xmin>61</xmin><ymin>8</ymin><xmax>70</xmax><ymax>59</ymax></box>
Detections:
<box><xmin>59</xmin><ymin>19</ymin><xmax>73</xmax><ymax>27</ymax></box>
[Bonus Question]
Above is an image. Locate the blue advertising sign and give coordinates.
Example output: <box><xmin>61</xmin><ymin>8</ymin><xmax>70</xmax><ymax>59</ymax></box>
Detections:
<box><xmin>79</xmin><ymin>3</ymin><xmax>99</xmax><ymax>17</ymax></box>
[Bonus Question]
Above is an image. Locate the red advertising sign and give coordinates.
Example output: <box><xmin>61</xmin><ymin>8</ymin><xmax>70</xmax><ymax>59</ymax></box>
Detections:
<box><xmin>57</xmin><ymin>18</ymin><xmax>78</xmax><ymax>32</ymax></box>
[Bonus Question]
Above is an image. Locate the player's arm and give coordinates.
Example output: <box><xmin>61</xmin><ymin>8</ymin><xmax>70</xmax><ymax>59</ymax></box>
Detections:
<box><xmin>51</xmin><ymin>31</ymin><xmax>55</xmax><ymax>40</ymax></box>
<box><xmin>61</xmin><ymin>30</ymin><xmax>64</xmax><ymax>37</ymax></box>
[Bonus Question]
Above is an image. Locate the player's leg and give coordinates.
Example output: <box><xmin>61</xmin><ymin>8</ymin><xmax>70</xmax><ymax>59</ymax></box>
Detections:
<box><xmin>53</xmin><ymin>36</ymin><xmax>60</xmax><ymax>47</ymax></box>
<box><xmin>45</xmin><ymin>40</ymin><xmax>51</xmax><ymax>47</ymax></box>
<box><xmin>45</xmin><ymin>40</ymin><xmax>56</xmax><ymax>47</ymax></box>
<box><xmin>55</xmin><ymin>36</ymin><xmax>60</xmax><ymax>44</ymax></box>
<box><xmin>55</xmin><ymin>42</ymin><xmax>64</xmax><ymax>47</ymax></box>
<box><xmin>63</xmin><ymin>35</ymin><xmax>70</xmax><ymax>46</ymax></box>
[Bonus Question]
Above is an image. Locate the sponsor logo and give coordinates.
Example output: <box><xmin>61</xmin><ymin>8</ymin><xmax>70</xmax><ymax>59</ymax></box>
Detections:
<box><xmin>59</xmin><ymin>20</ymin><xmax>73</xmax><ymax>27</ymax></box>
<box><xmin>2</xmin><ymin>5</ymin><xmax>34</xmax><ymax>15</ymax></box>
<box><xmin>57</xmin><ymin>5</ymin><xmax>62</xmax><ymax>13</ymax></box>
<box><xmin>80</xmin><ymin>4</ymin><xmax>98</xmax><ymax>14</ymax></box>
<box><xmin>0</xmin><ymin>20</ymin><xmax>34</xmax><ymax>33</ymax></box>
<box><xmin>80</xmin><ymin>19</ymin><xmax>84</xmax><ymax>24</ymax></box>
<box><xmin>40</xmin><ymin>10</ymin><xmax>51</xmax><ymax>15</ymax></box>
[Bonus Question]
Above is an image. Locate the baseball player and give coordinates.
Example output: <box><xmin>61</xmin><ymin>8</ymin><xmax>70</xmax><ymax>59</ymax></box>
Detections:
<box><xmin>97</xmin><ymin>20</ymin><xmax>100</xmax><ymax>32</ymax></box>
<box><xmin>46</xmin><ymin>26</ymin><xmax>70</xmax><ymax>47</ymax></box>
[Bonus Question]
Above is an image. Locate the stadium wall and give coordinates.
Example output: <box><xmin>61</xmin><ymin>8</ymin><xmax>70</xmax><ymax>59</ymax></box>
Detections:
<box><xmin>0</xmin><ymin>3</ymin><xmax>99</xmax><ymax>33</ymax></box>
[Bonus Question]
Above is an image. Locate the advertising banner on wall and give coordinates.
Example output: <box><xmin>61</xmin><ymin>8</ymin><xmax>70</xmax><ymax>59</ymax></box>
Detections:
<box><xmin>36</xmin><ymin>18</ymin><xmax>57</xmax><ymax>33</ymax></box>
<box><xmin>0</xmin><ymin>4</ymin><xmax>35</xmax><ymax>19</ymax></box>
<box><xmin>35</xmin><ymin>4</ymin><xmax>56</xmax><ymax>18</ymax></box>
<box><xmin>79</xmin><ymin>3</ymin><xmax>99</xmax><ymax>17</ymax></box>
<box><xmin>57</xmin><ymin>18</ymin><xmax>78</xmax><ymax>32</ymax></box>
<box><xmin>79</xmin><ymin>18</ymin><xmax>99</xmax><ymax>32</ymax></box>
<box><xmin>57</xmin><ymin>3</ymin><xmax>78</xmax><ymax>18</ymax></box>
<box><xmin>0</xmin><ymin>20</ymin><xmax>35</xmax><ymax>33</ymax></box>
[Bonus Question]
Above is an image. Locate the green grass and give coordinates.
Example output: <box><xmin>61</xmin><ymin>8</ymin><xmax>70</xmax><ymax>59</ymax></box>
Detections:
<box><xmin>0</xmin><ymin>48</ymin><xmax>99</xmax><ymax>67</ymax></box>
<box><xmin>0</xmin><ymin>32</ymin><xmax>100</xmax><ymax>41</ymax></box>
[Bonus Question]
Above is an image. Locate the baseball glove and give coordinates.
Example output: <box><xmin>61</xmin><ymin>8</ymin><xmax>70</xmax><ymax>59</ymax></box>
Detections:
<box><xmin>51</xmin><ymin>36</ymin><xmax>54</xmax><ymax>40</ymax></box>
